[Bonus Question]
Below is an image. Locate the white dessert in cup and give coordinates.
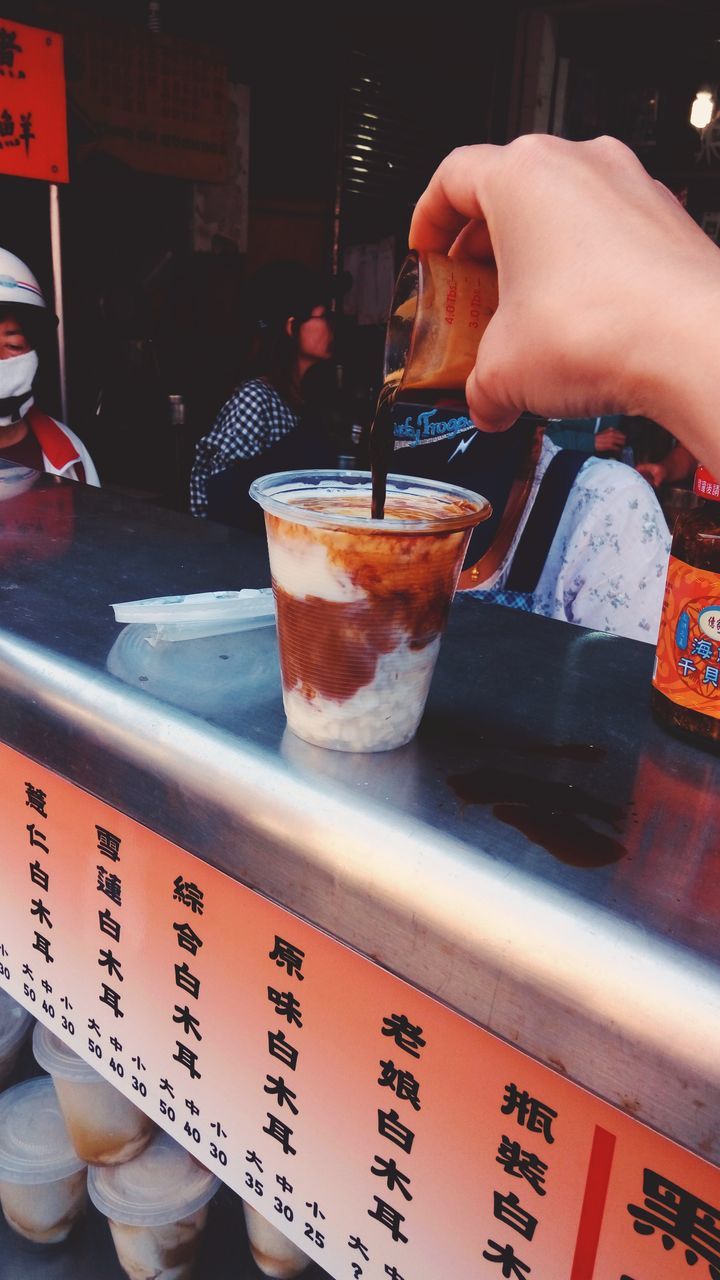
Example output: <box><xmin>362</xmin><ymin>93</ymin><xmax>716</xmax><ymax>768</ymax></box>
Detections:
<box><xmin>243</xmin><ymin>1201</ymin><xmax>311</xmax><ymax>1278</ymax></box>
<box><xmin>0</xmin><ymin>1076</ymin><xmax>88</xmax><ymax>1243</ymax></box>
<box><xmin>261</xmin><ymin>480</ymin><xmax>487</xmax><ymax>752</ymax></box>
<box><xmin>107</xmin><ymin>1205</ymin><xmax>209</xmax><ymax>1280</ymax></box>
<box><xmin>33</xmin><ymin>1022</ymin><xmax>155</xmax><ymax>1165</ymax></box>
<box><xmin>88</xmin><ymin>1129</ymin><xmax>221</xmax><ymax>1280</ymax></box>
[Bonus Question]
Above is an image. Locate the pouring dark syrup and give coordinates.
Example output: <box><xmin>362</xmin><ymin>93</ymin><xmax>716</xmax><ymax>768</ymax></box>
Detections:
<box><xmin>369</xmin><ymin>382</ymin><xmax>398</xmax><ymax>520</ymax></box>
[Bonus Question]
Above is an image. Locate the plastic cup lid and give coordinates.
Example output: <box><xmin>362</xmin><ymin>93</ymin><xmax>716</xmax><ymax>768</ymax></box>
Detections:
<box><xmin>0</xmin><ymin>1077</ymin><xmax>86</xmax><ymax>1184</ymax></box>
<box><xmin>33</xmin><ymin>1022</ymin><xmax>102</xmax><ymax>1083</ymax></box>
<box><xmin>88</xmin><ymin>1131</ymin><xmax>221</xmax><ymax>1226</ymax></box>
<box><xmin>0</xmin><ymin>989</ymin><xmax>34</xmax><ymax>1060</ymax></box>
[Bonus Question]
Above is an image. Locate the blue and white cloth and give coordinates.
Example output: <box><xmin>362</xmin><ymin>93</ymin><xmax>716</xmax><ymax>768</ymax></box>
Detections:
<box><xmin>190</xmin><ymin>380</ymin><xmax>299</xmax><ymax>518</ymax></box>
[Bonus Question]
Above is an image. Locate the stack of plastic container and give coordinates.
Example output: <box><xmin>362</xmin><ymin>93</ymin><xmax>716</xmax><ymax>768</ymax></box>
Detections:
<box><xmin>0</xmin><ymin>995</ymin><xmax>317</xmax><ymax>1278</ymax></box>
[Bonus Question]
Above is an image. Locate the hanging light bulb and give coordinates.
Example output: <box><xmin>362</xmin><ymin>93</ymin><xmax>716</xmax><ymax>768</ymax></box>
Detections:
<box><xmin>690</xmin><ymin>88</ymin><xmax>715</xmax><ymax>130</ymax></box>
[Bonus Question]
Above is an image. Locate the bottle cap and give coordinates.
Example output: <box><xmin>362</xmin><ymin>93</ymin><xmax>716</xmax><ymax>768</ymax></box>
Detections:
<box><xmin>694</xmin><ymin>465</ymin><xmax>720</xmax><ymax>500</ymax></box>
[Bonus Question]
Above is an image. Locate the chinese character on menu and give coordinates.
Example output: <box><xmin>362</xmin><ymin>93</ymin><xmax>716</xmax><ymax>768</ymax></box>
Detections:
<box><xmin>172</xmin><ymin>877</ymin><xmax>204</xmax><ymax>914</ymax></box>
<box><xmin>268</xmin><ymin>936</ymin><xmax>305</xmax><ymax>980</ymax></box>
<box><xmin>370</xmin><ymin>1156</ymin><xmax>413</xmax><ymax>1202</ymax></box>
<box><xmin>26</xmin><ymin>824</ymin><xmax>49</xmax><ymax>853</ymax></box>
<box><xmin>264</xmin><ymin>1075</ymin><xmax>299</xmax><ymax>1115</ymax></box>
<box><xmin>267</xmin><ymin>987</ymin><xmax>302</xmax><ymax>1027</ymax></box>
<box><xmin>628</xmin><ymin>1170</ymin><xmax>720</xmax><ymax>1277</ymax></box>
<box><xmin>173</xmin><ymin>921</ymin><xmax>203</xmax><ymax>954</ymax></box>
<box><xmin>32</xmin><ymin>932</ymin><xmax>53</xmax><ymax>964</ymax></box>
<box><xmin>493</xmin><ymin>1191</ymin><xmax>538</xmax><ymax>1242</ymax></box>
<box><xmin>367</xmin><ymin>1197</ymin><xmax>408</xmax><ymax>1244</ymax></box>
<box><xmin>98</xmin><ymin>909</ymin><xmax>121</xmax><ymax>942</ymax></box>
<box><xmin>96</xmin><ymin>827</ymin><xmax>122</xmax><ymax>862</ymax></box>
<box><xmin>262</xmin><ymin>1113</ymin><xmax>296</xmax><ymax>1155</ymax></box>
<box><xmin>267</xmin><ymin>1029</ymin><xmax>299</xmax><ymax>1070</ymax></box>
<box><xmin>173</xmin><ymin>1005</ymin><xmax>202</xmax><ymax>1040</ymax></box>
<box><xmin>381</xmin><ymin>1014</ymin><xmax>426</xmax><ymax>1059</ymax></box>
<box><xmin>99</xmin><ymin>984</ymin><xmax>124</xmax><ymax>1018</ymax></box>
<box><xmin>29</xmin><ymin>861</ymin><xmax>49</xmax><ymax>891</ymax></box>
<box><xmin>172</xmin><ymin>1041</ymin><xmax>201</xmax><ymax>1079</ymax></box>
<box><xmin>482</xmin><ymin>1239</ymin><xmax>532</xmax><ymax>1278</ymax></box>
<box><xmin>501</xmin><ymin>1084</ymin><xmax>557</xmax><ymax>1144</ymax></box>
<box><xmin>24</xmin><ymin>783</ymin><xmax>47</xmax><ymax>817</ymax></box>
<box><xmin>97</xmin><ymin>868</ymin><xmax>122</xmax><ymax>905</ymax></box>
<box><xmin>174</xmin><ymin>962</ymin><xmax>201</xmax><ymax>999</ymax></box>
<box><xmin>378</xmin><ymin>1061</ymin><xmax>422</xmax><ymax>1111</ymax></box>
<box><xmin>377</xmin><ymin>1109</ymin><xmax>415</xmax><ymax>1155</ymax></box>
<box><xmin>496</xmin><ymin>1138</ymin><xmax>548</xmax><ymax>1196</ymax></box>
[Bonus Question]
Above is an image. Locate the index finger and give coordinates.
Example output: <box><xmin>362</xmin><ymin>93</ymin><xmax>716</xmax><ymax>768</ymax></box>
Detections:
<box><xmin>409</xmin><ymin>144</ymin><xmax>501</xmax><ymax>253</ymax></box>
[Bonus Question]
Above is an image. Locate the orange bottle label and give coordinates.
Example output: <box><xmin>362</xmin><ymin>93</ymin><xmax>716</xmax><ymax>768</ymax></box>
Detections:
<box><xmin>653</xmin><ymin>554</ymin><xmax>720</xmax><ymax>717</ymax></box>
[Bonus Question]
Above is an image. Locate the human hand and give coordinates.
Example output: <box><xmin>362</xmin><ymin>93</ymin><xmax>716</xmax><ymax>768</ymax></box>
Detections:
<box><xmin>636</xmin><ymin>462</ymin><xmax>668</xmax><ymax>488</ymax></box>
<box><xmin>409</xmin><ymin>136</ymin><xmax>720</xmax><ymax>470</ymax></box>
<box><xmin>594</xmin><ymin>427</ymin><xmax>627</xmax><ymax>455</ymax></box>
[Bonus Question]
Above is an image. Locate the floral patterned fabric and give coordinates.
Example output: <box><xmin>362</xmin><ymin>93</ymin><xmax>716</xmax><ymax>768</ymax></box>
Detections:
<box><xmin>467</xmin><ymin>436</ymin><xmax>671</xmax><ymax>643</ymax></box>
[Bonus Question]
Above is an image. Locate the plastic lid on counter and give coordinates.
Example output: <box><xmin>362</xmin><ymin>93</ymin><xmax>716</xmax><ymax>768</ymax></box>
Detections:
<box><xmin>88</xmin><ymin>1130</ymin><xmax>221</xmax><ymax>1226</ymax></box>
<box><xmin>33</xmin><ymin>1022</ymin><xmax>101</xmax><ymax>1083</ymax></box>
<box><xmin>0</xmin><ymin>1077</ymin><xmax>87</xmax><ymax>1184</ymax></box>
<box><xmin>0</xmin><ymin>989</ymin><xmax>33</xmax><ymax>1062</ymax></box>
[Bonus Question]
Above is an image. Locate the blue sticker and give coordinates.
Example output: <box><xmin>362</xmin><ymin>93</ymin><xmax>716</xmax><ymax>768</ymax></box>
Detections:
<box><xmin>675</xmin><ymin>610</ymin><xmax>690</xmax><ymax>650</ymax></box>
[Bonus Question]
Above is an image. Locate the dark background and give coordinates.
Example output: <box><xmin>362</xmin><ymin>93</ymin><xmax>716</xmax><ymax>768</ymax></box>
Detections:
<box><xmin>1</xmin><ymin>0</ymin><xmax>719</xmax><ymax>503</ymax></box>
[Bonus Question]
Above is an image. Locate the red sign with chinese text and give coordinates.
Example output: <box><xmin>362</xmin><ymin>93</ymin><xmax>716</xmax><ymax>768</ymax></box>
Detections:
<box><xmin>0</xmin><ymin>19</ymin><xmax>68</xmax><ymax>183</ymax></box>
<box><xmin>1</xmin><ymin>740</ymin><xmax>719</xmax><ymax>1280</ymax></box>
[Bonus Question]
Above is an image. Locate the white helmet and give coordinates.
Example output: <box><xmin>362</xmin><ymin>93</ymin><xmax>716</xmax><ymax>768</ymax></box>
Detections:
<box><xmin>0</xmin><ymin>248</ymin><xmax>47</xmax><ymax>311</ymax></box>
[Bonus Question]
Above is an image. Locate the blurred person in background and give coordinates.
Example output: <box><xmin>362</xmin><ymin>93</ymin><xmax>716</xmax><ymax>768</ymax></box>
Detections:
<box><xmin>0</xmin><ymin>249</ymin><xmax>99</xmax><ymax>485</ymax></box>
<box><xmin>190</xmin><ymin>262</ymin><xmax>338</xmax><ymax>530</ymax></box>
<box><xmin>545</xmin><ymin>414</ymin><xmax>631</xmax><ymax>459</ymax></box>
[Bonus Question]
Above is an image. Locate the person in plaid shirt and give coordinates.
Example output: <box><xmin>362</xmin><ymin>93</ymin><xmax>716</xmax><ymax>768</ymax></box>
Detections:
<box><xmin>190</xmin><ymin>262</ymin><xmax>335</xmax><ymax>525</ymax></box>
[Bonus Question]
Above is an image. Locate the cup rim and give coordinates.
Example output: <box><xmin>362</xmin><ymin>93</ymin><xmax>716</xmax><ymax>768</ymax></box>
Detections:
<box><xmin>249</xmin><ymin>469</ymin><xmax>492</xmax><ymax>534</ymax></box>
<box><xmin>33</xmin><ymin>1021</ymin><xmax>103</xmax><ymax>1083</ymax></box>
<box><xmin>0</xmin><ymin>1077</ymin><xmax>87</xmax><ymax>1183</ymax></box>
<box><xmin>87</xmin><ymin>1130</ymin><xmax>221</xmax><ymax>1226</ymax></box>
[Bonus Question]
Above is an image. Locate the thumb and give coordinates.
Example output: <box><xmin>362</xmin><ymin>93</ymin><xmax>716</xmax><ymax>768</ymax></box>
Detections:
<box><xmin>464</xmin><ymin>312</ymin><xmax>521</xmax><ymax>433</ymax></box>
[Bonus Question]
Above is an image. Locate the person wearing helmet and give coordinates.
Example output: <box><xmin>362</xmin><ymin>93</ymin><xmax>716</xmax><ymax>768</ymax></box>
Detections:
<box><xmin>0</xmin><ymin>248</ymin><xmax>99</xmax><ymax>486</ymax></box>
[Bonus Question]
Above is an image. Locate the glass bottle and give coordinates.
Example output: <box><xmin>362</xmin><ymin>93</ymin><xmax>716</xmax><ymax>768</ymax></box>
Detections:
<box><xmin>651</xmin><ymin>465</ymin><xmax>720</xmax><ymax>748</ymax></box>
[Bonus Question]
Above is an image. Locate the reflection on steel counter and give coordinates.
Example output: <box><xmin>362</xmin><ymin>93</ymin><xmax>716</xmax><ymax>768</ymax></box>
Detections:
<box><xmin>0</xmin><ymin>465</ymin><xmax>75</xmax><ymax>568</ymax></box>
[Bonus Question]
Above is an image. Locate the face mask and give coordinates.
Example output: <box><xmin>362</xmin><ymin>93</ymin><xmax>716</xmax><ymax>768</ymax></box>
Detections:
<box><xmin>0</xmin><ymin>349</ymin><xmax>38</xmax><ymax>418</ymax></box>
<box><xmin>0</xmin><ymin>348</ymin><xmax>38</xmax><ymax>398</ymax></box>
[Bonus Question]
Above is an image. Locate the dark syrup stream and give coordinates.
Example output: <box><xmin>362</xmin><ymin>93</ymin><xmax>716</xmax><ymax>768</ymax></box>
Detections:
<box><xmin>369</xmin><ymin>382</ymin><xmax>398</xmax><ymax>520</ymax></box>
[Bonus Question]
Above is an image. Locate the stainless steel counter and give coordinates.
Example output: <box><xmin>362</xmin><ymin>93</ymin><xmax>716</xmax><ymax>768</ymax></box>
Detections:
<box><xmin>0</xmin><ymin>474</ymin><xmax>718</xmax><ymax>1164</ymax></box>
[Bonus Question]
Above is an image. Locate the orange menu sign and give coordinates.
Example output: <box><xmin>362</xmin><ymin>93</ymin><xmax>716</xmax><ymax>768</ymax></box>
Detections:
<box><xmin>0</xmin><ymin>738</ymin><xmax>718</xmax><ymax>1279</ymax></box>
<box><xmin>0</xmin><ymin>19</ymin><xmax>68</xmax><ymax>183</ymax></box>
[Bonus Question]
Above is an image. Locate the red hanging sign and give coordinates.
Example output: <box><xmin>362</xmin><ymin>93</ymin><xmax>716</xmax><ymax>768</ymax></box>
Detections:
<box><xmin>0</xmin><ymin>19</ymin><xmax>68</xmax><ymax>183</ymax></box>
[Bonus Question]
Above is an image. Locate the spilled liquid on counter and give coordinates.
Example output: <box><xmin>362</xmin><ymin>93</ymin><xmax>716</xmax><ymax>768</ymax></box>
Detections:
<box><xmin>447</xmin><ymin>724</ymin><xmax>626</xmax><ymax>869</ymax></box>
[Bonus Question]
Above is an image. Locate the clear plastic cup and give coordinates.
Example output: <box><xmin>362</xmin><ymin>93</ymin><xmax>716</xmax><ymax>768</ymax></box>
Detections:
<box><xmin>33</xmin><ymin>1023</ymin><xmax>155</xmax><ymax>1166</ymax></box>
<box><xmin>0</xmin><ymin>989</ymin><xmax>34</xmax><ymax>1091</ymax></box>
<box><xmin>250</xmin><ymin>470</ymin><xmax>491</xmax><ymax>751</ymax></box>
<box><xmin>88</xmin><ymin>1130</ymin><xmax>221</xmax><ymax>1280</ymax></box>
<box><xmin>242</xmin><ymin>1202</ymin><xmax>311</xmax><ymax>1278</ymax></box>
<box><xmin>0</xmin><ymin>1076</ymin><xmax>88</xmax><ymax>1243</ymax></box>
